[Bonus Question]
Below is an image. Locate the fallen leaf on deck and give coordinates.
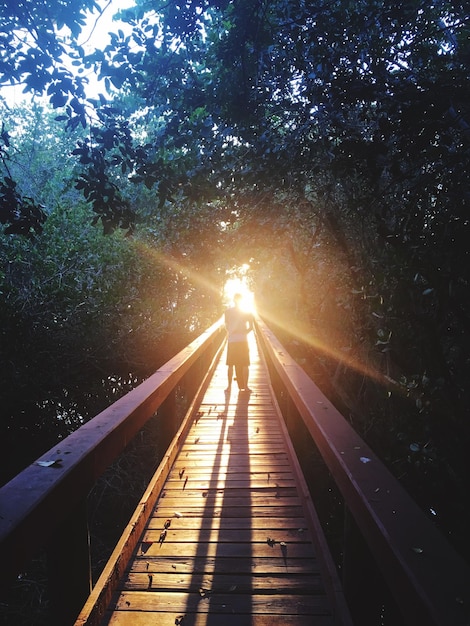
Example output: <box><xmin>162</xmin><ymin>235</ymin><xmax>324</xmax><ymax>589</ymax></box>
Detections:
<box><xmin>140</xmin><ymin>541</ymin><xmax>153</xmax><ymax>554</ymax></box>
<box><xmin>199</xmin><ymin>587</ymin><xmax>211</xmax><ymax>598</ymax></box>
<box><xmin>36</xmin><ymin>459</ymin><xmax>62</xmax><ymax>467</ymax></box>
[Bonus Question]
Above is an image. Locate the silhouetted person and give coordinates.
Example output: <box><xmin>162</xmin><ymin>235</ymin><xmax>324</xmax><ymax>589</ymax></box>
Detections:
<box><xmin>224</xmin><ymin>293</ymin><xmax>253</xmax><ymax>392</ymax></box>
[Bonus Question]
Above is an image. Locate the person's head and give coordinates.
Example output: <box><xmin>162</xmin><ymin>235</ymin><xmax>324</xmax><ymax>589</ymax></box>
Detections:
<box><xmin>233</xmin><ymin>293</ymin><xmax>242</xmax><ymax>306</ymax></box>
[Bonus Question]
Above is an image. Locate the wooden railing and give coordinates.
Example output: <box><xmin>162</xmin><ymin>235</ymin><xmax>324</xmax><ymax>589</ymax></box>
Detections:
<box><xmin>2</xmin><ymin>317</ymin><xmax>470</xmax><ymax>626</ymax></box>
<box><xmin>255</xmin><ymin>317</ymin><xmax>470</xmax><ymax>626</ymax></box>
<box><xmin>0</xmin><ymin>317</ymin><xmax>226</xmax><ymax>625</ymax></box>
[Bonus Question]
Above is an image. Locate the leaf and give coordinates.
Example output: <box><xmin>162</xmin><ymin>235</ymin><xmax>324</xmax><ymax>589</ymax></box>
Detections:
<box><xmin>140</xmin><ymin>541</ymin><xmax>153</xmax><ymax>554</ymax></box>
<box><xmin>36</xmin><ymin>459</ymin><xmax>62</xmax><ymax>467</ymax></box>
<box><xmin>50</xmin><ymin>91</ymin><xmax>68</xmax><ymax>108</ymax></box>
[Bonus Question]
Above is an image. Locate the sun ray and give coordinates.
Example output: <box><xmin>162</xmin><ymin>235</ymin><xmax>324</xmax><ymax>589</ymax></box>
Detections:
<box><xmin>257</xmin><ymin>305</ymin><xmax>405</xmax><ymax>399</ymax></box>
<box><xmin>133</xmin><ymin>240</ymin><xmax>223</xmax><ymax>302</ymax></box>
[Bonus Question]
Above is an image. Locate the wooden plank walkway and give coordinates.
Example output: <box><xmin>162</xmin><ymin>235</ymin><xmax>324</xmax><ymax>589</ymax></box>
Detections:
<box><xmin>99</xmin><ymin>332</ymin><xmax>350</xmax><ymax>626</ymax></box>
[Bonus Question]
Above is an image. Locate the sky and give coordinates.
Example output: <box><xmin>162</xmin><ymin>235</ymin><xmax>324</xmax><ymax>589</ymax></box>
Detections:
<box><xmin>2</xmin><ymin>0</ymin><xmax>136</xmax><ymax>105</ymax></box>
<box><xmin>80</xmin><ymin>0</ymin><xmax>135</xmax><ymax>52</ymax></box>
<box><xmin>78</xmin><ymin>0</ymin><xmax>136</xmax><ymax>97</ymax></box>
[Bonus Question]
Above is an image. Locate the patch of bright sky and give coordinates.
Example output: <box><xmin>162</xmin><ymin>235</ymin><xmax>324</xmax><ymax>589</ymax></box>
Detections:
<box><xmin>79</xmin><ymin>0</ymin><xmax>135</xmax><ymax>51</ymax></box>
<box><xmin>1</xmin><ymin>0</ymin><xmax>136</xmax><ymax>106</ymax></box>
<box><xmin>77</xmin><ymin>0</ymin><xmax>137</xmax><ymax>98</ymax></box>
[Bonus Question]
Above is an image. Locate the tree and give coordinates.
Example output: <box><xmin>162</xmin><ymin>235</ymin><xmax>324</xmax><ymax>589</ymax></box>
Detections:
<box><xmin>2</xmin><ymin>0</ymin><xmax>470</xmax><ymax>566</ymax></box>
<box><xmin>0</xmin><ymin>0</ymin><xmax>103</xmax><ymax>234</ymax></box>
<box><xmin>0</xmin><ymin>98</ymin><xmax>225</xmax><ymax>489</ymax></box>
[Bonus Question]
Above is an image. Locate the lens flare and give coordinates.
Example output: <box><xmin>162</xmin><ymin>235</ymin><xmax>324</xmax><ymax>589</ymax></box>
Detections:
<box><xmin>223</xmin><ymin>277</ymin><xmax>255</xmax><ymax>313</ymax></box>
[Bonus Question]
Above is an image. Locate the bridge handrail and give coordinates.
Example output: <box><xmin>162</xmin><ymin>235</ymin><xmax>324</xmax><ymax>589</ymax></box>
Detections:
<box><xmin>256</xmin><ymin>317</ymin><xmax>470</xmax><ymax>626</ymax></box>
<box><xmin>0</xmin><ymin>317</ymin><xmax>225</xmax><ymax>611</ymax></box>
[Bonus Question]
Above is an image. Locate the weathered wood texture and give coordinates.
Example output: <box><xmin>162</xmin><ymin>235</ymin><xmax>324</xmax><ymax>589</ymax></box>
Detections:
<box><xmin>85</xmin><ymin>333</ymin><xmax>351</xmax><ymax>626</ymax></box>
<box><xmin>256</xmin><ymin>319</ymin><xmax>470</xmax><ymax>626</ymax></box>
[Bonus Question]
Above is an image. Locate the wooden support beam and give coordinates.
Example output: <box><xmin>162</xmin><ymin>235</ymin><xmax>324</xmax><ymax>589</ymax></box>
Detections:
<box><xmin>47</xmin><ymin>497</ymin><xmax>91</xmax><ymax>625</ymax></box>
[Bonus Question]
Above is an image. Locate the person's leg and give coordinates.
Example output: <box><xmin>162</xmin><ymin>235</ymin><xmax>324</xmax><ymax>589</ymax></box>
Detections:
<box><xmin>226</xmin><ymin>343</ymin><xmax>234</xmax><ymax>390</ymax></box>
<box><xmin>243</xmin><ymin>340</ymin><xmax>251</xmax><ymax>391</ymax></box>
<box><xmin>243</xmin><ymin>365</ymin><xmax>251</xmax><ymax>391</ymax></box>
<box><xmin>226</xmin><ymin>364</ymin><xmax>233</xmax><ymax>390</ymax></box>
<box><xmin>235</xmin><ymin>363</ymin><xmax>244</xmax><ymax>389</ymax></box>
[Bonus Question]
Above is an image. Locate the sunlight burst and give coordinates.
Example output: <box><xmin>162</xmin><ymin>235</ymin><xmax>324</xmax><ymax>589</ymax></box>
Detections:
<box><xmin>223</xmin><ymin>271</ymin><xmax>255</xmax><ymax>314</ymax></box>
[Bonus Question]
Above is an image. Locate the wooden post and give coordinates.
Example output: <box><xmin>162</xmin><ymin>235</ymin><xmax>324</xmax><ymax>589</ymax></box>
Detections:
<box><xmin>342</xmin><ymin>507</ymin><xmax>404</xmax><ymax>625</ymax></box>
<box><xmin>158</xmin><ymin>389</ymin><xmax>178</xmax><ymax>451</ymax></box>
<box><xmin>47</xmin><ymin>497</ymin><xmax>91</xmax><ymax>625</ymax></box>
<box><xmin>343</xmin><ymin>507</ymin><xmax>375</xmax><ymax>623</ymax></box>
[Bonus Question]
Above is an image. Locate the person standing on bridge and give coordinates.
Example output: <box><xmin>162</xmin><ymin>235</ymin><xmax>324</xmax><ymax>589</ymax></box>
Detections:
<box><xmin>225</xmin><ymin>292</ymin><xmax>253</xmax><ymax>392</ymax></box>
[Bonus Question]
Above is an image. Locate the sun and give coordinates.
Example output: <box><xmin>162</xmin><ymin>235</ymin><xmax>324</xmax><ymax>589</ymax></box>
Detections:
<box><xmin>223</xmin><ymin>276</ymin><xmax>256</xmax><ymax>314</ymax></box>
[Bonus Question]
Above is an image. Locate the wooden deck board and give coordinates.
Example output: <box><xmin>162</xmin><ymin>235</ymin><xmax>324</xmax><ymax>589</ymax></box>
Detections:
<box><xmin>123</xmin><ymin>572</ymin><xmax>325</xmax><ymax>593</ymax></box>
<box><xmin>131</xmin><ymin>555</ymin><xmax>322</xmax><ymax>575</ymax></box>
<box><xmin>111</xmin><ymin>590</ymin><xmax>332</xmax><ymax>614</ymax></box>
<box><xmin>99</xmin><ymin>333</ymin><xmax>343</xmax><ymax>625</ymax></box>
<box><xmin>145</xmin><ymin>517</ymin><xmax>310</xmax><ymax>534</ymax></box>
<box><xmin>104</xmin><ymin>615</ymin><xmax>335</xmax><ymax>626</ymax></box>
<box><xmin>141</xmin><ymin>527</ymin><xmax>312</xmax><ymax>543</ymax></box>
<box><xmin>136</xmin><ymin>541</ymin><xmax>316</xmax><ymax>559</ymax></box>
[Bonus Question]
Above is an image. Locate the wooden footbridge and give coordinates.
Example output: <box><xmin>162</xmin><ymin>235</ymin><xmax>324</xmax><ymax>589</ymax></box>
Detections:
<box><xmin>1</xmin><ymin>318</ymin><xmax>470</xmax><ymax>626</ymax></box>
